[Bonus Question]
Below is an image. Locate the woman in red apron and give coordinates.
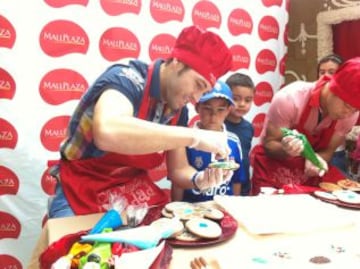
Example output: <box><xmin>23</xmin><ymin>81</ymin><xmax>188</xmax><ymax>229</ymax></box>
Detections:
<box><xmin>251</xmin><ymin>57</ymin><xmax>360</xmax><ymax>195</ymax></box>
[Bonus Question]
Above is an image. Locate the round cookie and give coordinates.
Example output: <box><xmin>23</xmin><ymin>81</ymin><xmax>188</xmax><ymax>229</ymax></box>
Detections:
<box><xmin>337</xmin><ymin>179</ymin><xmax>360</xmax><ymax>191</ymax></box>
<box><xmin>150</xmin><ymin>217</ymin><xmax>184</xmax><ymax>238</ymax></box>
<box><xmin>172</xmin><ymin>206</ymin><xmax>204</xmax><ymax>221</ymax></box>
<box><xmin>202</xmin><ymin>208</ymin><xmax>224</xmax><ymax>221</ymax></box>
<box><xmin>185</xmin><ymin>218</ymin><xmax>222</xmax><ymax>239</ymax></box>
<box><xmin>313</xmin><ymin>190</ymin><xmax>337</xmax><ymax>201</ymax></box>
<box><xmin>164</xmin><ymin>201</ymin><xmax>194</xmax><ymax>212</ymax></box>
<box><xmin>332</xmin><ymin>190</ymin><xmax>360</xmax><ymax>204</ymax></box>
<box><xmin>161</xmin><ymin>207</ymin><xmax>174</xmax><ymax>218</ymax></box>
<box><xmin>319</xmin><ymin>182</ymin><xmax>342</xmax><ymax>192</ymax></box>
<box><xmin>175</xmin><ymin>230</ymin><xmax>201</xmax><ymax>242</ymax></box>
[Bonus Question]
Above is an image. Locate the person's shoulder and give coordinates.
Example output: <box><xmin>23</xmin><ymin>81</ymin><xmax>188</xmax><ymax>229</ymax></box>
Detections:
<box><xmin>239</xmin><ymin>118</ymin><xmax>252</xmax><ymax>128</ymax></box>
<box><xmin>227</xmin><ymin>130</ymin><xmax>241</xmax><ymax>144</ymax></box>
<box><xmin>279</xmin><ymin>80</ymin><xmax>314</xmax><ymax>93</ymax></box>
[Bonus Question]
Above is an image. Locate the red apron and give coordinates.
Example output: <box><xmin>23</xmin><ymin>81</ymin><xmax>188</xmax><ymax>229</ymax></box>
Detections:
<box><xmin>58</xmin><ymin>63</ymin><xmax>175</xmax><ymax>215</ymax></box>
<box><xmin>251</xmin><ymin>80</ymin><xmax>345</xmax><ymax>195</ymax></box>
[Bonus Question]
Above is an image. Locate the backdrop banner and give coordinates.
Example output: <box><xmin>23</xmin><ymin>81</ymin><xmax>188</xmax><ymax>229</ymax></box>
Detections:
<box><xmin>0</xmin><ymin>0</ymin><xmax>289</xmax><ymax>267</ymax></box>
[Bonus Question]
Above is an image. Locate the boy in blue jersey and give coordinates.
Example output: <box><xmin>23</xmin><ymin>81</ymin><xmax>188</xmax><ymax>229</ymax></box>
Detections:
<box><xmin>224</xmin><ymin>73</ymin><xmax>255</xmax><ymax>196</ymax></box>
<box><xmin>172</xmin><ymin>81</ymin><xmax>246</xmax><ymax>202</ymax></box>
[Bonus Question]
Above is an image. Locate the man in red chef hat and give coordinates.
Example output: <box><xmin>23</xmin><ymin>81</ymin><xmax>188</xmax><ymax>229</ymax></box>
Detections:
<box><xmin>251</xmin><ymin>57</ymin><xmax>360</xmax><ymax>195</ymax></box>
<box><xmin>47</xmin><ymin>25</ymin><xmax>233</xmax><ymax>217</ymax></box>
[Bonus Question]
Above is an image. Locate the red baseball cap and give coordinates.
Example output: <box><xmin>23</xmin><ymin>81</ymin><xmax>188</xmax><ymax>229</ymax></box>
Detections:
<box><xmin>329</xmin><ymin>57</ymin><xmax>360</xmax><ymax>110</ymax></box>
<box><xmin>171</xmin><ymin>25</ymin><xmax>233</xmax><ymax>86</ymax></box>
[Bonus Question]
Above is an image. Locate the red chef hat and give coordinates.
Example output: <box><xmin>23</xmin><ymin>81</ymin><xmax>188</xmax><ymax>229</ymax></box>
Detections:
<box><xmin>171</xmin><ymin>25</ymin><xmax>233</xmax><ymax>86</ymax></box>
<box><xmin>329</xmin><ymin>57</ymin><xmax>360</xmax><ymax>110</ymax></box>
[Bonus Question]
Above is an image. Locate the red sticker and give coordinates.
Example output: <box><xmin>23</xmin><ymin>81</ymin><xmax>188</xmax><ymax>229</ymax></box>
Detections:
<box><xmin>0</xmin><ymin>212</ymin><xmax>21</xmax><ymax>239</ymax></box>
<box><xmin>252</xmin><ymin>113</ymin><xmax>266</xmax><ymax>138</ymax></box>
<box><xmin>228</xmin><ymin>8</ymin><xmax>253</xmax><ymax>36</ymax></box>
<box><xmin>255</xmin><ymin>49</ymin><xmax>277</xmax><ymax>74</ymax></box>
<box><xmin>0</xmin><ymin>118</ymin><xmax>18</xmax><ymax>149</ymax></box>
<box><xmin>0</xmin><ymin>255</ymin><xmax>22</xmax><ymax>268</ymax></box>
<box><xmin>0</xmin><ymin>68</ymin><xmax>16</xmax><ymax>100</ymax></box>
<box><xmin>258</xmin><ymin>16</ymin><xmax>279</xmax><ymax>41</ymax></box>
<box><xmin>254</xmin><ymin>82</ymin><xmax>273</xmax><ymax>106</ymax></box>
<box><xmin>148</xmin><ymin>33</ymin><xmax>176</xmax><ymax>61</ymax></box>
<box><xmin>230</xmin><ymin>45</ymin><xmax>251</xmax><ymax>71</ymax></box>
<box><xmin>45</xmin><ymin>0</ymin><xmax>89</xmax><ymax>8</ymax></box>
<box><xmin>192</xmin><ymin>0</ymin><xmax>221</xmax><ymax>29</ymax></box>
<box><xmin>100</xmin><ymin>0</ymin><xmax>141</xmax><ymax>16</ymax></box>
<box><xmin>39</xmin><ymin>20</ymin><xmax>89</xmax><ymax>57</ymax></box>
<box><xmin>262</xmin><ymin>0</ymin><xmax>283</xmax><ymax>7</ymax></box>
<box><xmin>99</xmin><ymin>27</ymin><xmax>140</xmax><ymax>62</ymax></box>
<box><xmin>0</xmin><ymin>166</ymin><xmax>19</xmax><ymax>195</ymax></box>
<box><xmin>41</xmin><ymin>168</ymin><xmax>57</xmax><ymax>196</ymax></box>
<box><xmin>0</xmin><ymin>15</ymin><xmax>16</xmax><ymax>49</ymax></box>
<box><xmin>39</xmin><ymin>69</ymin><xmax>88</xmax><ymax>105</ymax></box>
<box><xmin>40</xmin><ymin>116</ymin><xmax>70</xmax><ymax>152</ymax></box>
<box><xmin>150</xmin><ymin>0</ymin><xmax>185</xmax><ymax>23</ymax></box>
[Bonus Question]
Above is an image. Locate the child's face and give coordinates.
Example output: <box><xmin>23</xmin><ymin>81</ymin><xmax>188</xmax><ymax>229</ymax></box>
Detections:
<box><xmin>197</xmin><ymin>98</ymin><xmax>231</xmax><ymax>131</ymax></box>
<box><xmin>318</xmin><ymin>60</ymin><xmax>340</xmax><ymax>78</ymax></box>
<box><xmin>229</xmin><ymin>86</ymin><xmax>254</xmax><ymax>118</ymax></box>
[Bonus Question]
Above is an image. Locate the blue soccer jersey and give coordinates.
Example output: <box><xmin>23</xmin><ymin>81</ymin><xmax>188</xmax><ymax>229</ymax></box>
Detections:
<box><xmin>183</xmin><ymin>124</ymin><xmax>246</xmax><ymax>202</ymax></box>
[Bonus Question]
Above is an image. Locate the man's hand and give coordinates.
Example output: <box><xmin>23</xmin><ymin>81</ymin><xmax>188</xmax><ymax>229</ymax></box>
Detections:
<box><xmin>193</xmin><ymin>168</ymin><xmax>232</xmax><ymax>192</ymax></box>
<box><xmin>281</xmin><ymin>130</ymin><xmax>304</xmax><ymax>157</ymax></box>
<box><xmin>191</xmin><ymin>129</ymin><xmax>230</xmax><ymax>160</ymax></box>
<box><xmin>304</xmin><ymin>153</ymin><xmax>328</xmax><ymax>177</ymax></box>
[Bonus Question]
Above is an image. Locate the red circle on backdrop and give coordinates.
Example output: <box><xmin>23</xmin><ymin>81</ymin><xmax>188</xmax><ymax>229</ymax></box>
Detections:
<box><xmin>252</xmin><ymin>113</ymin><xmax>266</xmax><ymax>137</ymax></box>
<box><xmin>150</xmin><ymin>0</ymin><xmax>185</xmax><ymax>23</ymax></box>
<box><xmin>99</xmin><ymin>27</ymin><xmax>140</xmax><ymax>61</ymax></box>
<box><xmin>40</xmin><ymin>116</ymin><xmax>70</xmax><ymax>152</ymax></box>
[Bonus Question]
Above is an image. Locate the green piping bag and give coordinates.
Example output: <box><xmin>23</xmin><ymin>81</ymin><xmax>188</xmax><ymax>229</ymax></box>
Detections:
<box><xmin>280</xmin><ymin>128</ymin><xmax>325</xmax><ymax>170</ymax></box>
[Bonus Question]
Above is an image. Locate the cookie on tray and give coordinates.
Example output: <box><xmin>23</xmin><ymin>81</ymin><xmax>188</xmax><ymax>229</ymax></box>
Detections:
<box><xmin>185</xmin><ymin>218</ymin><xmax>222</xmax><ymax>239</ymax></box>
<box><xmin>172</xmin><ymin>206</ymin><xmax>204</xmax><ymax>221</ymax></box>
<box><xmin>161</xmin><ymin>207</ymin><xmax>174</xmax><ymax>218</ymax></box>
<box><xmin>337</xmin><ymin>179</ymin><xmax>360</xmax><ymax>191</ymax></box>
<box><xmin>150</xmin><ymin>217</ymin><xmax>184</xmax><ymax>238</ymax></box>
<box><xmin>175</xmin><ymin>230</ymin><xmax>202</xmax><ymax>242</ymax></box>
<box><xmin>164</xmin><ymin>201</ymin><xmax>194</xmax><ymax>212</ymax></box>
<box><xmin>319</xmin><ymin>182</ymin><xmax>342</xmax><ymax>192</ymax></box>
<box><xmin>202</xmin><ymin>207</ymin><xmax>224</xmax><ymax>221</ymax></box>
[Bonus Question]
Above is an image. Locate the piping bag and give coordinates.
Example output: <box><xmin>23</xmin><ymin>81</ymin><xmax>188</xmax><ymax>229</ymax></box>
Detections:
<box><xmin>81</xmin><ymin>225</ymin><xmax>175</xmax><ymax>250</ymax></box>
<box><xmin>281</xmin><ymin>128</ymin><xmax>326</xmax><ymax>171</ymax></box>
<box><xmin>89</xmin><ymin>195</ymin><xmax>127</xmax><ymax>234</ymax></box>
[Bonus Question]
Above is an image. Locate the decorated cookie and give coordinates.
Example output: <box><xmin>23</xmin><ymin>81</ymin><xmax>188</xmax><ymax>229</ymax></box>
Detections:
<box><xmin>150</xmin><ymin>217</ymin><xmax>184</xmax><ymax>238</ymax></box>
<box><xmin>313</xmin><ymin>190</ymin><xmax>337</xmax><ymax>201</ymax></box>
<box><xmin>208</xmin><ymin>160</ymin><xmax>240</xmax><ymax>171</ymax></box>
<box><xmin>164</xmin><ymin>201</ymin><xmax>194</xmax><ymax>212</ymax></box>
<box><xmin>332</xmin><ymin>190</ymin><xmax>360</xmax><ymax>204</ymax></box>
<box><xmin>202</xmin><ymin>207</ymin><xmax>224</xmax><ymax>221</ymax></box>
<box><xmin>337</xmin><ymin>179</ymin><xmax>360</xmax><ymax>191</ymax></box>
<box><xmin>185</xmin><ymin>218</ymin><xmax>222</xmax><ymax>239</ymax></box>
<box><xmin>172</xmin><ymin>206</ymin><xmax>204</xmax><ymax>221</ymax></box>
<box><xmin>175</xmin><ymin>230</ymin><xmax>201</xmax><ymax>242</ymax></box>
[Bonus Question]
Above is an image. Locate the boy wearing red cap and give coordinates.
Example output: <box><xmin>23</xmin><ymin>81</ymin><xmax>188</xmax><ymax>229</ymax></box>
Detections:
<box><xmin>47</xmin><ymin>25</ymin><xmax>233</xmax><ymax>217</ymax></box>
<box><xmin>251</xmin><ymin>57</ymin><xmax>360</xmax><ymax>195</ymax></box>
